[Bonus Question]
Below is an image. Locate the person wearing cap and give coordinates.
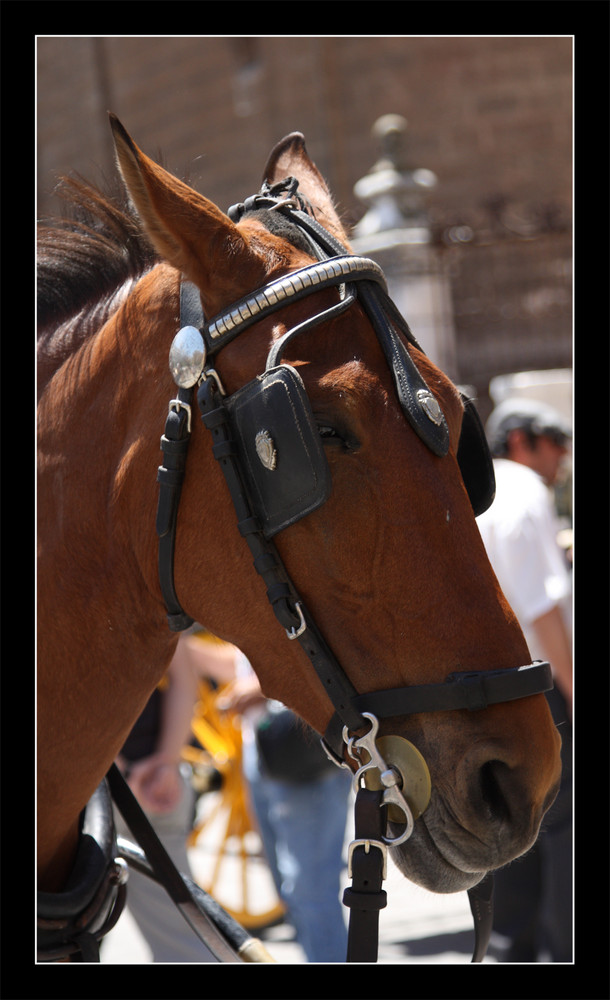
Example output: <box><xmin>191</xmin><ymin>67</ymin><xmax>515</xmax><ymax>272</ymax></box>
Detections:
<box><xmin>477</xmin><ymin>396</ymin><xmax>572</xmax><ymax>963</ymax></box>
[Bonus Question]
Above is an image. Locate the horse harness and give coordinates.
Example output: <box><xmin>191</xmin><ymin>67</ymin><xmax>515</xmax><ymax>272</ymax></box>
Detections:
<box><xmin>151</xmin><ymin>176</ymin><xmax>555</xmax><ymax>961</ymax></box>
<box><xmin>38</xmin><ymin>177</ymin><xmax>553</xmax><ymax>963</ymax></box>
<box><xmin>152</xmin><ymin>177</ymin><xmax>554</xmax><ymax>962</ymax></box>
<box><xmin>37</xmin><ymin>763</ymin><xmax>274</xmax><ymax>963</ymax></box>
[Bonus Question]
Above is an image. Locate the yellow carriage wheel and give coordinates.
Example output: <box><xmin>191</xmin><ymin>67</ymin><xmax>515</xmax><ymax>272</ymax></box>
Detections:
<box><xmin>183</xmin><ymin>679</ymin><xmax>286</xmax><ymax>932</ymax></box>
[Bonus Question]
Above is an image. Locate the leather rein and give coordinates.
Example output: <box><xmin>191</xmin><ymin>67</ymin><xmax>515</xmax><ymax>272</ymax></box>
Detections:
<box><xmin>153</xmin><ymin>179</ymin><xmax>553</xmax><ymax>963</ymax></box>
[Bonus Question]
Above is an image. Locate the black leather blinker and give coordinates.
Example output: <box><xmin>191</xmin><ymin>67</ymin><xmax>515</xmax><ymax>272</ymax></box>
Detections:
<box><xmin>457</xmin><ymin>394</ymin><xmax>496</xmax><ymax>516</ymax></box>
<box><xmin>225</xmin><ymin>365</ymin><xmax>332</xmax><ymax>538</ymax></box>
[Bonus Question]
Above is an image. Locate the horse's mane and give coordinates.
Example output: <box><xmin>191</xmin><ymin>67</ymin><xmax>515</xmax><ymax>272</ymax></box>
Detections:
<box><xmin>36</xmin><ymin>175</ymin><xmax>313</xmax><ymax>392</ymax></box>
<box><xmin>37</xmin><ymin>176</ymin><xmax>160</xmax><ymax>392</ymax></box>
<box><xmin>36</xmin><ymin>176</ymin><xmax>315</xmax><ymax>325</ymax></box>
<box><xmin>37</xmin><ymin>176</ymin><xmax>158</xmax><ymax>332</ymax></box>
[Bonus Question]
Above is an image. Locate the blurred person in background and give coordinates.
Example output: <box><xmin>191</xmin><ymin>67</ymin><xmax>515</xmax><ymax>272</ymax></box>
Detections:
<box><xmin>477</xmin><ymin>396</ymin><xmax>572</xmax><ymax>962</ymax></box>
<box><xmin>184</xmin><ymin>635</ymin><xmax>351</xmax><ymax>963</ymax></box>
<box><xmin>105</xmin><ymin>635</ymin><xmax>215</xmax><ymax>961</ymax></box>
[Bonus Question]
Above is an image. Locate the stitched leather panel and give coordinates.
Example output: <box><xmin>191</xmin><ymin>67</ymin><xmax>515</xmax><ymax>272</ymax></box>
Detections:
<box><xmin>225</xmin><ymin>365</ymin><xmax>331</xmax><ymax>538</ymax></box>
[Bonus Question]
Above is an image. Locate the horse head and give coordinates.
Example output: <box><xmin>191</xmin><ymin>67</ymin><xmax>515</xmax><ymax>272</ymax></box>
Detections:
<box><xmin>38</xmin><ymin>117</ymin><xmax>561</xmax><ymax>901</ymax></box>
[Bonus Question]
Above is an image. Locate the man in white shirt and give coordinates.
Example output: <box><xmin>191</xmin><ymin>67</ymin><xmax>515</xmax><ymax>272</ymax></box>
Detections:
<box><xmin>477</xmin><ymin>397</ymin><xmax>572</xmax><ymax>962</ymax></box>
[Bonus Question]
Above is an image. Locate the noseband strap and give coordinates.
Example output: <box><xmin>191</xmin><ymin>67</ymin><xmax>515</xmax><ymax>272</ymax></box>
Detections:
<box><xmin>322</xmin><ymin>660</ymin><xmax>553</xmax><ymax>760</ymax></box>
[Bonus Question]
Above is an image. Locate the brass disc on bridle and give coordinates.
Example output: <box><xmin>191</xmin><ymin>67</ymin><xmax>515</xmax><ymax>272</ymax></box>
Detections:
<box><xmin>363</xmin><ymin>736</ymin><xmax>431</xmax><ymax>821</ymax></box>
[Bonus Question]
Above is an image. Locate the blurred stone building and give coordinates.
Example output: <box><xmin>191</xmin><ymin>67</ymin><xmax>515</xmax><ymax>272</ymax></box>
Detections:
<box><xmin>37</xmin><ymin>36</ymin><xmax>572</xmax><ymax>413</ymax></box>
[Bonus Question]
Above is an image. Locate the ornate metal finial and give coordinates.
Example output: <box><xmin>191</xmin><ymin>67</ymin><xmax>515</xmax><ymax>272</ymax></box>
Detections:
<box><xmin>353</xmin><ymin>114</ymin><xmax>437</xmax><ymax>239</ymax></box>
<box><xmin>371</xmin><ymin>113</ymin><xmax>410</xmax><ymax>172</ymax></box>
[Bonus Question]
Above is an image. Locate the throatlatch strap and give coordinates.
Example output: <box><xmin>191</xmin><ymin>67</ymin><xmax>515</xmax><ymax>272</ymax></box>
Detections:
<box><xmin>343</xmin><ymin>788</ymin><xmax>387</xmax><ymax>962</ymax></box>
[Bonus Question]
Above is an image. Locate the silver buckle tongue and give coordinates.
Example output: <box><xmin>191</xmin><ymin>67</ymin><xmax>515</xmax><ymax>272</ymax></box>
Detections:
<box><xmin>343</xmin><ymin>712</ymin><xmax>415</xmax><ymax>846</ymax></box>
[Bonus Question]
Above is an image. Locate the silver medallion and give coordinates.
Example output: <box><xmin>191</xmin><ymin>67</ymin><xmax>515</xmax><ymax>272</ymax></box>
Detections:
<box><xmin>417</xmin><ymin>389</ymin><xmax>443</xmax><ymax>425</ymax></box>
<box><xmin>169</xmin><ymin>326</ymin><xmax>206</xmax><ymax>388</ymax></box>
<box><xmin>255</xmin><ymin>430</ymin><xmax>277</xmax><ymax>470</ymax></box>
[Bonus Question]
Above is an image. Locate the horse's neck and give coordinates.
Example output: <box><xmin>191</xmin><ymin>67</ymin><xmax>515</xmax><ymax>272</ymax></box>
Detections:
<box><xmin>37</xmin><ymin>268</ymin><xmax>180</xmax><ymax>889</ymax></box>
<box><xmin>37</xmin><ymin>313</ymin><xmax>165</xmax><ymax>627</ymax></box>
<box><xmin>37</xmin><ymin>278</ymin><xmax>140</xmax><ymax>400</ymax></box>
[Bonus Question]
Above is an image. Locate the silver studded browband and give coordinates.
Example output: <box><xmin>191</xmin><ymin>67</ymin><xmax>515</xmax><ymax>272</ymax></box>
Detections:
<box><xmin>203</xmin><ymin>255</ymin><xmax>387</xmax><ymax>353</ymax></box>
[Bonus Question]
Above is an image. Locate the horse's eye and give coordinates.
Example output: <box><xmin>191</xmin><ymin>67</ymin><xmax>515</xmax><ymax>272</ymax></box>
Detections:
<box><xmin>318</xmin><ymin>424</ymin><xmax>339</xmax><ymax>440</ymax></box>
<box><xmin>317</xmin><ymin>421</ymin><xmax>359</xmax><ymax>452</ymax></box>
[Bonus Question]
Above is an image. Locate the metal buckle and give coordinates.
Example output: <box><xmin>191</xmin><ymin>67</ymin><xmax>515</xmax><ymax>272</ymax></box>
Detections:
<box><xmin>200</xmin><ymin>368</ymin><xmax>226</xmax><ymax>396</ymax></box>
<box><xmin>285</xmin><ymin>601</ymin><xmax>307</xmax><ymax>640</ymax></box>
<box><xmin>268</xmin><ymin>196</ymin><xmax>300</xmax><ymax>213</ymax></box>
<box><xmin>343</xmin><ymin>712</ymin><xmax>415</xmax><ymax>846</ymax></box>
<box><xmin>347</xmin><ymin>838</ymin><xmax>388</xmax><ymax>880</ymax></box>
<box><xmin>169</xmin><ymin>398</ymin><xmax>192</xmax><ymax>434</ymax></box>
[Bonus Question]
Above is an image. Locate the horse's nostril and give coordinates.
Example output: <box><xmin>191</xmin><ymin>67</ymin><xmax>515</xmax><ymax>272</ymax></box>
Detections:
<box><xmin>479</xmin><ymin>760</ymin><xmax>511</xmax><ymax>823</ymax></box>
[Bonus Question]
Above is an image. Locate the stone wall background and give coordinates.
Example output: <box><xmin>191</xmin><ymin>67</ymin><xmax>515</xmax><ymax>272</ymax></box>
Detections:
<box><xmin>37</xmin><ymin>36</ymin><xmax>573</xmax><ymax>411</ymax></box>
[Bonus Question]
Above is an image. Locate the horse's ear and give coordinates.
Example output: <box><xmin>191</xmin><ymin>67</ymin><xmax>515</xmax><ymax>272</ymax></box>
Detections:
<box><xmin>109</xmin><ymin>114</ymin><xmax>259</xmax><ymax>312</ymax></box>
<box><xmin>263</xmin><ymin>132</ymin><xmax>350</xmax><ymax>247</ymax></box>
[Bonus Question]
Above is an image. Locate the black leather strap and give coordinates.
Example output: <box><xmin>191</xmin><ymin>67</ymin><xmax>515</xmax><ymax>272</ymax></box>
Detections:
<box><xmin>357</xmin><ymin>660</ymin><xmax>552</xmax><ymax>715</ymax></box>
<box><xmin>323</xmin><ymin>661</ymin><xmax>553</xmax><ymax>759</ymax></box>
<box><xmin>274</xmin><ymin>204</ymin><xmax>450</xmax><ymax>455</ymax></box>
<box><xmin>107</xmin><ymin>764</ymin><xmax>242</xmax><ymax>962</ymax></box>
<box><xmin>358</xmin><ymin>281</ymin><xmax>450</xmax><ymax>456</ymax></box>
<box><xmin>197</xmin><ymin>376</ymin><xmax>365</xmax><ymax>733</ymax></box>
<box><xmin>154</xmin><ymin>280</ymin><xmax>204</xmax><ymax>631</ymax></box>
<box><xmin>37</xmin><ymin>780</ymin><xmax>127</xmax><ymax>961</ymax></box>
<box><xmin>344</xmin><ymin>789</ymin><xmax>494</xmax><ymax>964</ymax></box>
<box><xmin>156</xmin><ymin>386</ymin><xmax>195</xmax><ymax>631</ymax></box>
<box><xmin>180</xmin><ymin>279</ymin><xmax>204</xmax><ymax>330</ymax></box>
<box><xmin>467</xmin><ymin>872</ymin><xmax>495</xmax><ymax>963</ymax></box>
<box><xmin>343</xmin><ymin>788</ymin><xmax>388</xmax><ymax>962</ymax></box>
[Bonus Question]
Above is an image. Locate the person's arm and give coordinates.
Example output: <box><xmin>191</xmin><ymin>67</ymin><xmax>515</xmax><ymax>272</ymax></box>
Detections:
<box><xmin>180</xmin><ymin>636</ymin><xmax>265</xmax><ymax>715</ymax></box>
<box><xmin>126</xmin><ymin>637</ymin><xmax>199</xmax><ymax>813</ymax></box>
<box><xmin>181</xmin><ymin>633</ymin><xmax>238</xmax><ymax>684</ymax></box>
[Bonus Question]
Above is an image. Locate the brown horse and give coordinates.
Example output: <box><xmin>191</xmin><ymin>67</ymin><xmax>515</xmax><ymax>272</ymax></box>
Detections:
<box><xmin>37</xmin><ymin>118</ymin><xmax>561</xmax><ymax>934</ymax></box>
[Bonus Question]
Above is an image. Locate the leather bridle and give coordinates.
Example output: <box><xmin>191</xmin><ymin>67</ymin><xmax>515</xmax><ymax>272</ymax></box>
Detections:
<box><xmin>155</xmin><ymin>178</ymin><xmax>554</xmax><ymax>961</ymax></box>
